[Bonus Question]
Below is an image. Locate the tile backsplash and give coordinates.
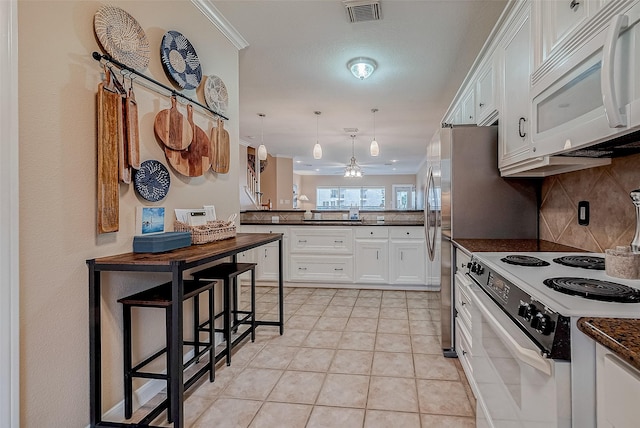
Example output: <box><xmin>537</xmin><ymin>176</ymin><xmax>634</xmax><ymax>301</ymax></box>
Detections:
<box><xmin>539</xmin><ymin>153</ymin><xmax>640</xmax><ymax>252</ymax></box>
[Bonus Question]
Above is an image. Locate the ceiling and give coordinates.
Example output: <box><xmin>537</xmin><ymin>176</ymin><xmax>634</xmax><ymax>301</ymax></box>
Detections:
<box><xmin>213</xmin><ymin>0</ymin><xmax>508</xmax><ymax>176</ymax></box>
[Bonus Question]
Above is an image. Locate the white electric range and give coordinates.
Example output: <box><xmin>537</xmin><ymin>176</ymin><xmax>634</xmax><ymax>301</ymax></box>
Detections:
<box><xmin>463</xmin><ymin>251</ymin><xmax>640</xmax><ymax>428</ymax></box>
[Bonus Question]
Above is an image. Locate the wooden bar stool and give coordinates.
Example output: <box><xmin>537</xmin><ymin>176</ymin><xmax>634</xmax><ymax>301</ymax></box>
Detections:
<box><xmin>118</xmin><ymin>279</ymin><xmax>215</xmax><ymax>422</ymax></box>
<box><xmin>191</xmin><ymin>262</ymin><xmax>257</xmax><ymax>366</ymax></box>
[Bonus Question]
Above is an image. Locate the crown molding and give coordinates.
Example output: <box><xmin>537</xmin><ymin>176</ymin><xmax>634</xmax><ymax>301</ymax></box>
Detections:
<box><xmin>191</xmin><ymin>0</ymin><xmax>249</xmax><ymax>50</ymax></box>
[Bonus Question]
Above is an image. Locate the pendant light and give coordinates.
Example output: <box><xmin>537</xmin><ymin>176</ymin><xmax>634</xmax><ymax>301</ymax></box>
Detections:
<box><xmin>344</xmin><ymin>134</ymin><xmax>363</xmax><ymax>178</ymax></box>
<box><xmin>370</xmin><ymin>108</ymin><xmax>380</xmax><ymax>156</ymax></box>
<box><xmin>313</xmin><ymin>111</ymin><xmax>322</xmax><ymax>159</ymax></box>
<box><xmin>257</xmin><ymin>113</ymin><xmax>267</xmax><ymax>161</ymax></box>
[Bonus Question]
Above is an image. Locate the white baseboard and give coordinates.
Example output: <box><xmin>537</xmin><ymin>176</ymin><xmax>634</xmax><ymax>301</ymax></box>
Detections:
<box><xmin>87</xmin><ymin>332</ymin><xmax>225</xmax><ymax>428</ymax></box>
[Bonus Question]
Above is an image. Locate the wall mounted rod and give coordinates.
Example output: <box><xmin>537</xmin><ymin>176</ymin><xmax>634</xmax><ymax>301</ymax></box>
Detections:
<box><xmin>92</xmin><ymin>51</ymin><xmax>229</xmax><ymax>121</ymax></box>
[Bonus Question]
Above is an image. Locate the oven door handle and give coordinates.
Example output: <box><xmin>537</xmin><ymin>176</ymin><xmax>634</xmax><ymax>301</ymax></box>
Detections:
<box><xmin>467</xmin><ymin>285</ymin><xmax>553</xmax><ymax>376</ymax></box>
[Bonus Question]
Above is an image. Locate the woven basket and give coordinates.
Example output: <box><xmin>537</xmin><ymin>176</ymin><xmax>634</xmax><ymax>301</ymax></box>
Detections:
<box><xmin>174</xmin><ymin>220</ymin><xmax>236</xmax><ymax>244</ymax></box>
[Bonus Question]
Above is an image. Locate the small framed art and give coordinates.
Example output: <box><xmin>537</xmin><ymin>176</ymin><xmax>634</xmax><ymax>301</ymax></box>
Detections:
<box><xmin>136</xmin><ymin>207</ymin><xmax>166</xmax><ymax>235</ymax></box>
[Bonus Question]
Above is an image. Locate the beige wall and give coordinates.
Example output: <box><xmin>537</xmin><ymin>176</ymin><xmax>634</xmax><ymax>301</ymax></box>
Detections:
<box><xmin>298</xmin><ymin>174</ymin><xmax>417</xmax><ymax>210</ymax></box>
<box><xmin>275</xmin><ymin>157</ymin><xmax>293</xmax><ymax>209</ymax></box>
<box><xmin>18</xmin><ymin>1</ymin><xmax>239</xmax><ymax>426</ymax></box>
<box><xmin>540</xmin><ymin>153</ymin><xmax>640</xmax><ymax>252</ymax></box>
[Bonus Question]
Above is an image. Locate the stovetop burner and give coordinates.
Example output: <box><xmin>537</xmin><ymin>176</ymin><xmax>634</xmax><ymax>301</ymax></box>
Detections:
<box><xmin>543</xmin><ymin>277</ymin><xmax>640</xmax><ymax>303</ymax></box>
<box><xmin>552</xmin><ymin>255</ymin><xmax>605</xmax><ymax>270</ymax></box>
<box><xmin>501</xmin><ymin>255</ymin><xmax>550</xmax><ymax>267</ymax></box>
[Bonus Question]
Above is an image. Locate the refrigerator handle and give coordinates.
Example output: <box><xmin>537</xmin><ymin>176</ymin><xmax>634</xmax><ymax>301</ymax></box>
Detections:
<box><xmin>425</xmin><ymin>168</ymin><xmax>436</xmax><ymax>262</ymax></box>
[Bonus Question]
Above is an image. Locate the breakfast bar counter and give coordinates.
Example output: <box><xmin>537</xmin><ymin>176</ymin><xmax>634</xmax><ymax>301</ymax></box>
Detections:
<box><xmin>86</xmin><ymin>233</ymin><xmax>284</xmax><ymax>428</ymax></box>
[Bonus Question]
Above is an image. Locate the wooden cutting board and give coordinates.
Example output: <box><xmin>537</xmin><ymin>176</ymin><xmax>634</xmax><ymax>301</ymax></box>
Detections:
<box><xmin>164</xmin><ymin>104</ymin><xmax>211</xmax><ymax>177</ymax></box>
<box><xmin>217</xmin><ymin>119</ymin><xmax>230</xmax><ymax>174</ymax></box>
<box><xmin>118</xmin><ymin>94</ymin><xmax>131</xmax><ymax>184</ymax></box>
<box><xmin>209</xmin><ymin>118</ymin><xmax>219</xmax><ymax>172</ymax></box>
<box><xmin>154</xmin><ymin>95</ymin><xmax>192</xmax><ymax>150</ymax></box>
<box><xmin>97</xmin><ymin>72</ymin><xmax>121</xmax><ymax>234</ymax></box>
<box><xmin>124</xmin><ymin>87</ymin><xmax>140</xmax><ymax>170</ymax></box>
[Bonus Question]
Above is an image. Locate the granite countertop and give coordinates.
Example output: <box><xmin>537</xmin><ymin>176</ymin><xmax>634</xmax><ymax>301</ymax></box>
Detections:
<box><xmin>451</xmin><ymin>238</ymin><xmax>585</xmax><ymax>253</ymax></box>
<box><xmin>577</xmin><ymin>318</ymin><xmax>640</xmax><ymax>371</ymax></box>
<box><xmin>241</xmin><ymin>220</ymin><xmax>424</xmax><ymax>226</ymax></box>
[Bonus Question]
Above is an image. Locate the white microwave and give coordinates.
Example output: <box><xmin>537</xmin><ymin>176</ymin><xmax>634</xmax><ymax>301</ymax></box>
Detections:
<box><xmin>531</xmin><ymin>1</ymin><xmax>640</xmax><ymax>158</ymax></box>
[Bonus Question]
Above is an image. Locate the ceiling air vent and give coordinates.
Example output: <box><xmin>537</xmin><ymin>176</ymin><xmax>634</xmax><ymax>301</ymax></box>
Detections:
<box><xmin>343</xmin><ymin>0</ymin><xmax>381</xmax><ymax>23</ymax></box>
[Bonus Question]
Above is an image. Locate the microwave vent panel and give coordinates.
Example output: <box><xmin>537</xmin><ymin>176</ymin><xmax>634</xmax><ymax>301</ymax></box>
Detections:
<box><xmin>343</xmin><ymin>0</ymin><xmax>381</xmax><ymax>23</ymax></box>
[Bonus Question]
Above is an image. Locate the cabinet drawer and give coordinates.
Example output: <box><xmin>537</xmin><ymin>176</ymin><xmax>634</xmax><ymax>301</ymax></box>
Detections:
<box><xmin>289</xmin><ymin>255</ymin><xmax>354</xmax><ymax>282</ymax></box>
<box><xmin>455</xmin><ymin>275</ymin><xmax>473</xmax><ymax>335</ymax></box>
<box><xmin>455</xmin><ymin>318</ymin><xmax>475</xmax><ymax>393</ymax></box>
<box><xmin>455</xmin><ymin>249</ymin><xmax>471</xmax><ymax>273</ymax></box>
<box><xmin>290</xmin><ymin>228</ymin><xmax>353</xmax><ymax>254</ymax></box>
<box><xmin>252</xmin><ymin>225</ymin><xmax>289</xmax><ymax>237</ymax></box>
<box><xmin>354</xmin><ymin>227</ymin><xmax>388</xmax><ymax>239</ymax></box>
<box><xmin>389</xmin><ymin>227</ymin><xmax>424</xmax><ymax>240</ymax></box>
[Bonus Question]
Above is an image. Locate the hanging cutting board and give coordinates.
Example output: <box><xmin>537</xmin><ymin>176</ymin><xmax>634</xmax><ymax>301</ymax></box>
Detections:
<box><xmin>118</xmin><ymin>91</ymin><xmax>131</xmax><ymax>184</ymax></box>
<box><xmin>209</xmin><ymin>119</ymin><xmax>219</xmax><ymax>172</ymax></box>
<box><xmin>217</xmin><ymin>119</ymin><xmax>230</xmax><ymax>174</ymax></box>
<box><xmin>124</xmin><ymin>86</ymin><xmax>140</xmax><ymax>169</ymax></box>
<box><xmin>97</xmin><ymin>71</ymin><xmax>121</xmax><ymax>233</ymax></box>
<box><xmin>164</xmin><ymin>104</ymin><xmax>211</xmax><ymax>177</ymax></box>
<box><xmin>154</xmin><ymin>95</ymin><xmax>192</xmax><ymax>150</ymax></box>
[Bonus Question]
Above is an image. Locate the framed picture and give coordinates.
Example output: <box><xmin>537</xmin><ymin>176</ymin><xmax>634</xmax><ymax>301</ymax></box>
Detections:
<box><xmin>136</xmin><ymin>207</ymin><xmax>166</xmax><ymax>235</ymax></box>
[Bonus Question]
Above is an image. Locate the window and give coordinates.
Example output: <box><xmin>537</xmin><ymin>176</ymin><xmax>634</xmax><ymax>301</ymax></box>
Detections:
<box><xmin>316</xmin><ymin>186</ymin><xmax>385</xmax><ymax>210</ymax></box>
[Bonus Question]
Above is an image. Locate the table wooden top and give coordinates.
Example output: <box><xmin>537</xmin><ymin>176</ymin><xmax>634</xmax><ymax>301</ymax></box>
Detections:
<box><xmin>88</xmin><ymin>233</ymin><xmax>282</xmax><ymax>269</ymax></box>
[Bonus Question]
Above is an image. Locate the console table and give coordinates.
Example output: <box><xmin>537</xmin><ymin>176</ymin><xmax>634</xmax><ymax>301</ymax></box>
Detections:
<box><xmin>86</xmin><ymin>233</ymin><xmax>284</xmax><ymax>428</ymax></box>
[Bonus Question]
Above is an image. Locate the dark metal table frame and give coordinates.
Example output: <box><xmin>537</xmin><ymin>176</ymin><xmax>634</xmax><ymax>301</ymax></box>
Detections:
<box><xmin>86</xmin><ymin>233</ymin><xmax>284</xmax><ymax>428</ymax></box>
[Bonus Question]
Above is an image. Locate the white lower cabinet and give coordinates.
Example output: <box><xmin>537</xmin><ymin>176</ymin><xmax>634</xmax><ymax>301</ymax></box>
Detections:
<box><xmin>243</xmin><ymin>224</ymin><xmax>427</xmax><ymax>287</ymax></box>
<box><xmin>596</xmin><ymin>343</ymin><xmax>640</xmax><ymax>428</ymax></box>
<box><xmin>354</xmin><ymin>227</ymin><xmax>389</xmax><ymax>284</ymax></box>
<box><xmin>242</xmin><ymin>225</ymin><xmax>287</xmax><ymax>281</ymax></box>
<box><xmin>389</xmin><ymin>227</ymin><xmax>426</xmax><ymax>285</ymax></box>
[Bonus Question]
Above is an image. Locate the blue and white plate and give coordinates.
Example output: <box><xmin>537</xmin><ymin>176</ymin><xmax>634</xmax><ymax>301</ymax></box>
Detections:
<box><xmin>134</xmin><ymin>160</ymin><xmax>170</xmax><ymax>202</ymax></box>
<box><xmin>160</xmin><ymin>31</ymin><xmax>202</xmax><ymax>90</ymax></box>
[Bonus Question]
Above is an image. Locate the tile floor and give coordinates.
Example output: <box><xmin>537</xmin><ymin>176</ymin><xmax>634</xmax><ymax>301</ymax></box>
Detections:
<box><xmin>137</xmin><ymin>285</ymin><xmax>476</xmax><ymax>427</ymax></box>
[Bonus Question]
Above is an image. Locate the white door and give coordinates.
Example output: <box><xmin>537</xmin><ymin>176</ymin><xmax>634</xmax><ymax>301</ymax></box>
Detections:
<box><xmin>392</xmin><ymin>185</ymin><xmax>416</xmax><ymax>210</ymax></box>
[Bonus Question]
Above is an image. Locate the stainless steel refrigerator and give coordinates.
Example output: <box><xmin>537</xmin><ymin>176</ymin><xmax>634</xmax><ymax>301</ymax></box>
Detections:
<box><xmin>423</xmin><ymin>125</ymin><xmax>539</xmax><ymax>357</ymax></box>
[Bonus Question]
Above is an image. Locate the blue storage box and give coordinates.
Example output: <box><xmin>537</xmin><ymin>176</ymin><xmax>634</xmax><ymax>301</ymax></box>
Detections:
<box><xmin>133</xmin><ymin>232</ymin><xmax>192</xmax><ymax>253</ymax></box>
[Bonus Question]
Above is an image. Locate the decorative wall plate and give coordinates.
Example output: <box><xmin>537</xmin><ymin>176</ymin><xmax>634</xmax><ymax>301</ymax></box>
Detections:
<box><xmin>161</xmin><ymin>31</ymin><xmax>202</xmax><ymax>90</ymax></box>
<box><xmin>133</xmin><ymin>160</ymin><xmax>171</xmax><ymax>202</ymax></box>
<box><xmin>204</xmin><ymin>75</ymin><xmax>229</xmax><ymax>114</ymax></box>
<box><xmin>94</xmin><ymin>5</ymin><xmax>150</xmax><ymax>71</ymax></box>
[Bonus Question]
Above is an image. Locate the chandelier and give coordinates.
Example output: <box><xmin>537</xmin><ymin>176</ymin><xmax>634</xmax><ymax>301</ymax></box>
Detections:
<box><xmin>344</xmin><ymin>135</ymin><xmax>363</xmax><ymax>178</ymax></box>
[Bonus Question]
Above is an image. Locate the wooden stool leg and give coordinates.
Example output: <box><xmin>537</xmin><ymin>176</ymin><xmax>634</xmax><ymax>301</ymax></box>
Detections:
<box><xmin>208</xmin><ymin>286</ymin><xmax>215</xmax><ymax>382</ymax></box>
<box><xmin>251</xmin><ymin>268</ymin><xmax>256</xmax><ymax>342</ymax></box>
<box><xmin>123</xmin><ymin>304</ymin><xmax>133</xmax><ymax>419</ymax></box>
<box><xmin>165</xmin><ymin>307</ymin><xmax>173</xmax><ymax>423</ymax></box>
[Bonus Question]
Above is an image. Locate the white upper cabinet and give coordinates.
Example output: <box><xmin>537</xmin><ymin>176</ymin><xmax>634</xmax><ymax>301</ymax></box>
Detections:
<box><xmin>498</xmin><ymin>3</ymin><xmax>534</xmax><ymax>169</ymax></box>
<box><xmin>475</xmin><ymin>55</ymin><xmax>499</xmax><ymax>125</ymax></box>
<box><xmin>446</xmin><ymin>87</ymin><xmax>476</xmax><ymax>125</ymax></box>
<box><xmin>534</xmin><ymin>0</ymin><xmax>612</xmax><ymax>70</ymax></box>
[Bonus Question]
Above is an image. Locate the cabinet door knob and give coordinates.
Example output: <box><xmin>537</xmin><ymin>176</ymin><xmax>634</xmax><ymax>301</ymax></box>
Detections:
<box><xmin>570</xmin><ymin>0</ymin><xmax>580</xmax><ymax>10</ymax></box>
<box><xmin>479</xmin><ymin>102</ymin><xmax>485</xmax><ymax>107</ymax></box>
<box><xmin>334</xmin><ymin>240</ymin><xmax>343</xmax><ymax>243</ymax></box>
<box><xmin>334</xmin><ymin>268</ymin><xmax>343</xmax><ymax>271</ymax></box>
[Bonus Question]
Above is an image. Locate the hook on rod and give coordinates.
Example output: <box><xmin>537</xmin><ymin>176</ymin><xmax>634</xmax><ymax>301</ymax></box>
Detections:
<box><xmin>91</xmin><ymin>51</ymin><xmax>229</xmax><ymax>120</ymax></box>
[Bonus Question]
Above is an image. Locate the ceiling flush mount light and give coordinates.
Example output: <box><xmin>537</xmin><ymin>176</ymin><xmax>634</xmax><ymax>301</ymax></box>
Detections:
<box><xmin>370</xmin><ymin>108</ymin><xmax>379</xmax><ymax>156</ymax></box>
<box><xmin>347</xmin><ymin>57</ymin><xmax>377</xmax><ymax>80</ymax></box>
<box><xmin>345</xmin><ymin>134</ymin><xmax>363</xmax><ymax>178</ymax></box>
<box><xmin>313</xmin><ymin>111</ymin><xmax>322</xmax><ymax>159</ymax></box>
<box><xmin>257</xmin><ymin>113</ymin><xmax>267</xmax><ymax>161</ymax></box>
